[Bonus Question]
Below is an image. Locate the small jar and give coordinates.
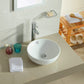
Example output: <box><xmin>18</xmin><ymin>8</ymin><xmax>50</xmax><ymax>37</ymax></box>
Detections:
<box><xmin>6</xmin><ymin>46</ymin><xmax>13</xmax><ymax>55</ymax></box>
<box><xmin>14</xmin><ymin>43</ymin><xmax>22</xmax><ymax>53</ymax></box>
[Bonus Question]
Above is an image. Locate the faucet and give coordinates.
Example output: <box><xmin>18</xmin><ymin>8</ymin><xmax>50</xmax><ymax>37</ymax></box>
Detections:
<box><xmin>31</xmin><ymin>10</ymin><xmax>57</xmax><ymax>41</ymax></box>
<box><xmin>31</xmin><ymin>21</ymin><xmax>39</xmax><ymax>41</ymax></box>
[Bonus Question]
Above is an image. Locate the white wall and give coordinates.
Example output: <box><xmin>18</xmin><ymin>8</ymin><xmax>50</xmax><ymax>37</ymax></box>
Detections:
<box><xmin>61</xmin><ymin>0</ymin><xmax>84</xmax><ymax>16</ymax></box>
<box><xmin>0</xmin><ymin>0</ymin><xmax>62</xmax><ymax>47</ymax></box>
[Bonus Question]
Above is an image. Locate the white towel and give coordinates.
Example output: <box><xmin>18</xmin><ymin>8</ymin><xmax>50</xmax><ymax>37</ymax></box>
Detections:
<box><xmin>9</xmin><ymin>57</ymin><xmax>23</xmax><ymax>72</ymax></box>
<box><xmin>65</xmin><ymin>13</ymin><xmax>83</xmax><ymax>23</ymax></box>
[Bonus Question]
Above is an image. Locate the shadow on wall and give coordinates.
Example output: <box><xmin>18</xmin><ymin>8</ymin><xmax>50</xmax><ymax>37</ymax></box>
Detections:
<box><xmin>1</xmin><ymin>23</ymin><xmax>24</xmax><ymax>45</ymax></box>
<box><xmin>16</xmin><ymin>24</ymin><xmax>24</xmax><ymax>43</ymax></box>
<box><xmin>0</xmin><ymin>24</ymin><xmax>24</xmax><ymax>72</ymax></box>
<box><xmin>10</xmin><ymin>0</ymin><xmax>14</xmax><ymax>11</ymax></box>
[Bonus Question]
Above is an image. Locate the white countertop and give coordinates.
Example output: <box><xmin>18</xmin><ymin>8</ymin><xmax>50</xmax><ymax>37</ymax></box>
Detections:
<box><xmin>0</xmin><ymin>33</ymin><xmax>84</xmax><ymax>84</ymax></box>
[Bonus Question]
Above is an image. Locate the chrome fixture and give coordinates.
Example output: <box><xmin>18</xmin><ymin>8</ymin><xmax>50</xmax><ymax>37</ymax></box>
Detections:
<box><xmin>44</xmin><ymin>10</ymin><xmax>57</xmax><ymax>18</ymax></box>
<box><xmin>33</xmin><ymin>10</ymin><xmax>57</xmax><ymax>20</ymax></box>
<box><xmin>31</xmin><ymin>10</ymin><xmax>57</xmax><ymax>41</ymax></box>
<box><xmin>31</xmin><ymin>22</ymin><xmax>39</xmax><ymax>41</ymax></box>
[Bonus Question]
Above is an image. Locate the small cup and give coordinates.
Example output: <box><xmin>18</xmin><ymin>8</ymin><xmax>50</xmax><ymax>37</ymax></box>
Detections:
<box><xmin>14</xmin><ymin>43</ymin><xmax>22</xmax><ymax>53</ymax></box>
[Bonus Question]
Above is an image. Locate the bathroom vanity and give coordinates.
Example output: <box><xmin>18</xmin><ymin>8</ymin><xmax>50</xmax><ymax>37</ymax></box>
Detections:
<box><xmin>0</xmin><ymin>33</ymin><xmax>84</xmax><ymax>84</ymax></box>
<box><xmin>0</xmin><ymin>0</ymin><xmax>83</xmax><ymax>83</ymax></box>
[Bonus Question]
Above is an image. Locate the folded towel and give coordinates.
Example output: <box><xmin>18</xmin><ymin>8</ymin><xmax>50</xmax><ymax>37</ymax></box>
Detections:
<box><xmin>65</xmin><ymin>13</ymin><xmax>83</xmax><ymax>23</ymax></box>
<box><xmin>9</xmin><ymin>57</ymin><xmax>23</xmax><ymax>72</ymax></box>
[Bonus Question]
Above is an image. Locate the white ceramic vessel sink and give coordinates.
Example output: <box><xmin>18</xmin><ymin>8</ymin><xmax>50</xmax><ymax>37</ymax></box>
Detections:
<box><xmin>27</xmin><ymin>39</ymin><xmax>61</xmax><ymax>65</ymax></box>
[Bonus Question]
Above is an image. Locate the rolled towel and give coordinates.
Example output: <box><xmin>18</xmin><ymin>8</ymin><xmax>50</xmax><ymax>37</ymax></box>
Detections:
<box><xmin>65</xmin><ymin>13</ymin><xmax>83</xmax><ymax>23</ymax></box>
<box><xmin>76</xmin><ymin>34</ymin><xmax>83</xmax><ymax>44</ymax></box>
<box><xmin>70</xmin><ymin>35</ymin><xmax>77</xmax><ymax>44</ymax></box>
<box><xmin>9</xmin><ymin>57</ymin><xmax>23</xmax><ymax>72</ymax></box>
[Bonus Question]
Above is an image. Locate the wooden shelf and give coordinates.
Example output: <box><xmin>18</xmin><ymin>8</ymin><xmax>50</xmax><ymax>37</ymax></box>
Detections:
<box><xmin>59</xmin><ymin>11</ymin><xmax>84</xmax><ymax>46</ymax></box>
<box><xmin>71</xmin><ymin>29</ymin><xmax>84</xmax><ymax>36</ymax></box>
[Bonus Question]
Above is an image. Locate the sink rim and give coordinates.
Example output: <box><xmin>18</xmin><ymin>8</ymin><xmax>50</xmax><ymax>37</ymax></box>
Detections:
<box><xmin>27</xmin><ymin>39</ymin><xmax>61</xmax><ymax>64</ymax></box>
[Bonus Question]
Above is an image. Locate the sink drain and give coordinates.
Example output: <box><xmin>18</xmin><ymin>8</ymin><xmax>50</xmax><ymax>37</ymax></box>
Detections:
<box><xmin>41</xmin><ymin>54</ymin><xmax>47</xmax><ymax>58</ymax></box>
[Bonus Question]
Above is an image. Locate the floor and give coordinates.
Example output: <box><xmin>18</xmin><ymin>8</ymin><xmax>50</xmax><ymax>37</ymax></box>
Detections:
<box><xmin>49</xmin><ymin>43</ymin><xmax>84</xmax><ymax>84</ymax></box>
<box><xmin>72</xmin><ymin>43</ymin><xmax>84</xmax><ymax>61</ymax></box>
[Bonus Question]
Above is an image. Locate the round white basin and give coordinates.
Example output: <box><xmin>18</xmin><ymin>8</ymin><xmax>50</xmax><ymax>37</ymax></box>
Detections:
<box><xmin>27</xmin><ymin>39</ymin><xmax>61</xmax><ymax>65</ymax></box>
